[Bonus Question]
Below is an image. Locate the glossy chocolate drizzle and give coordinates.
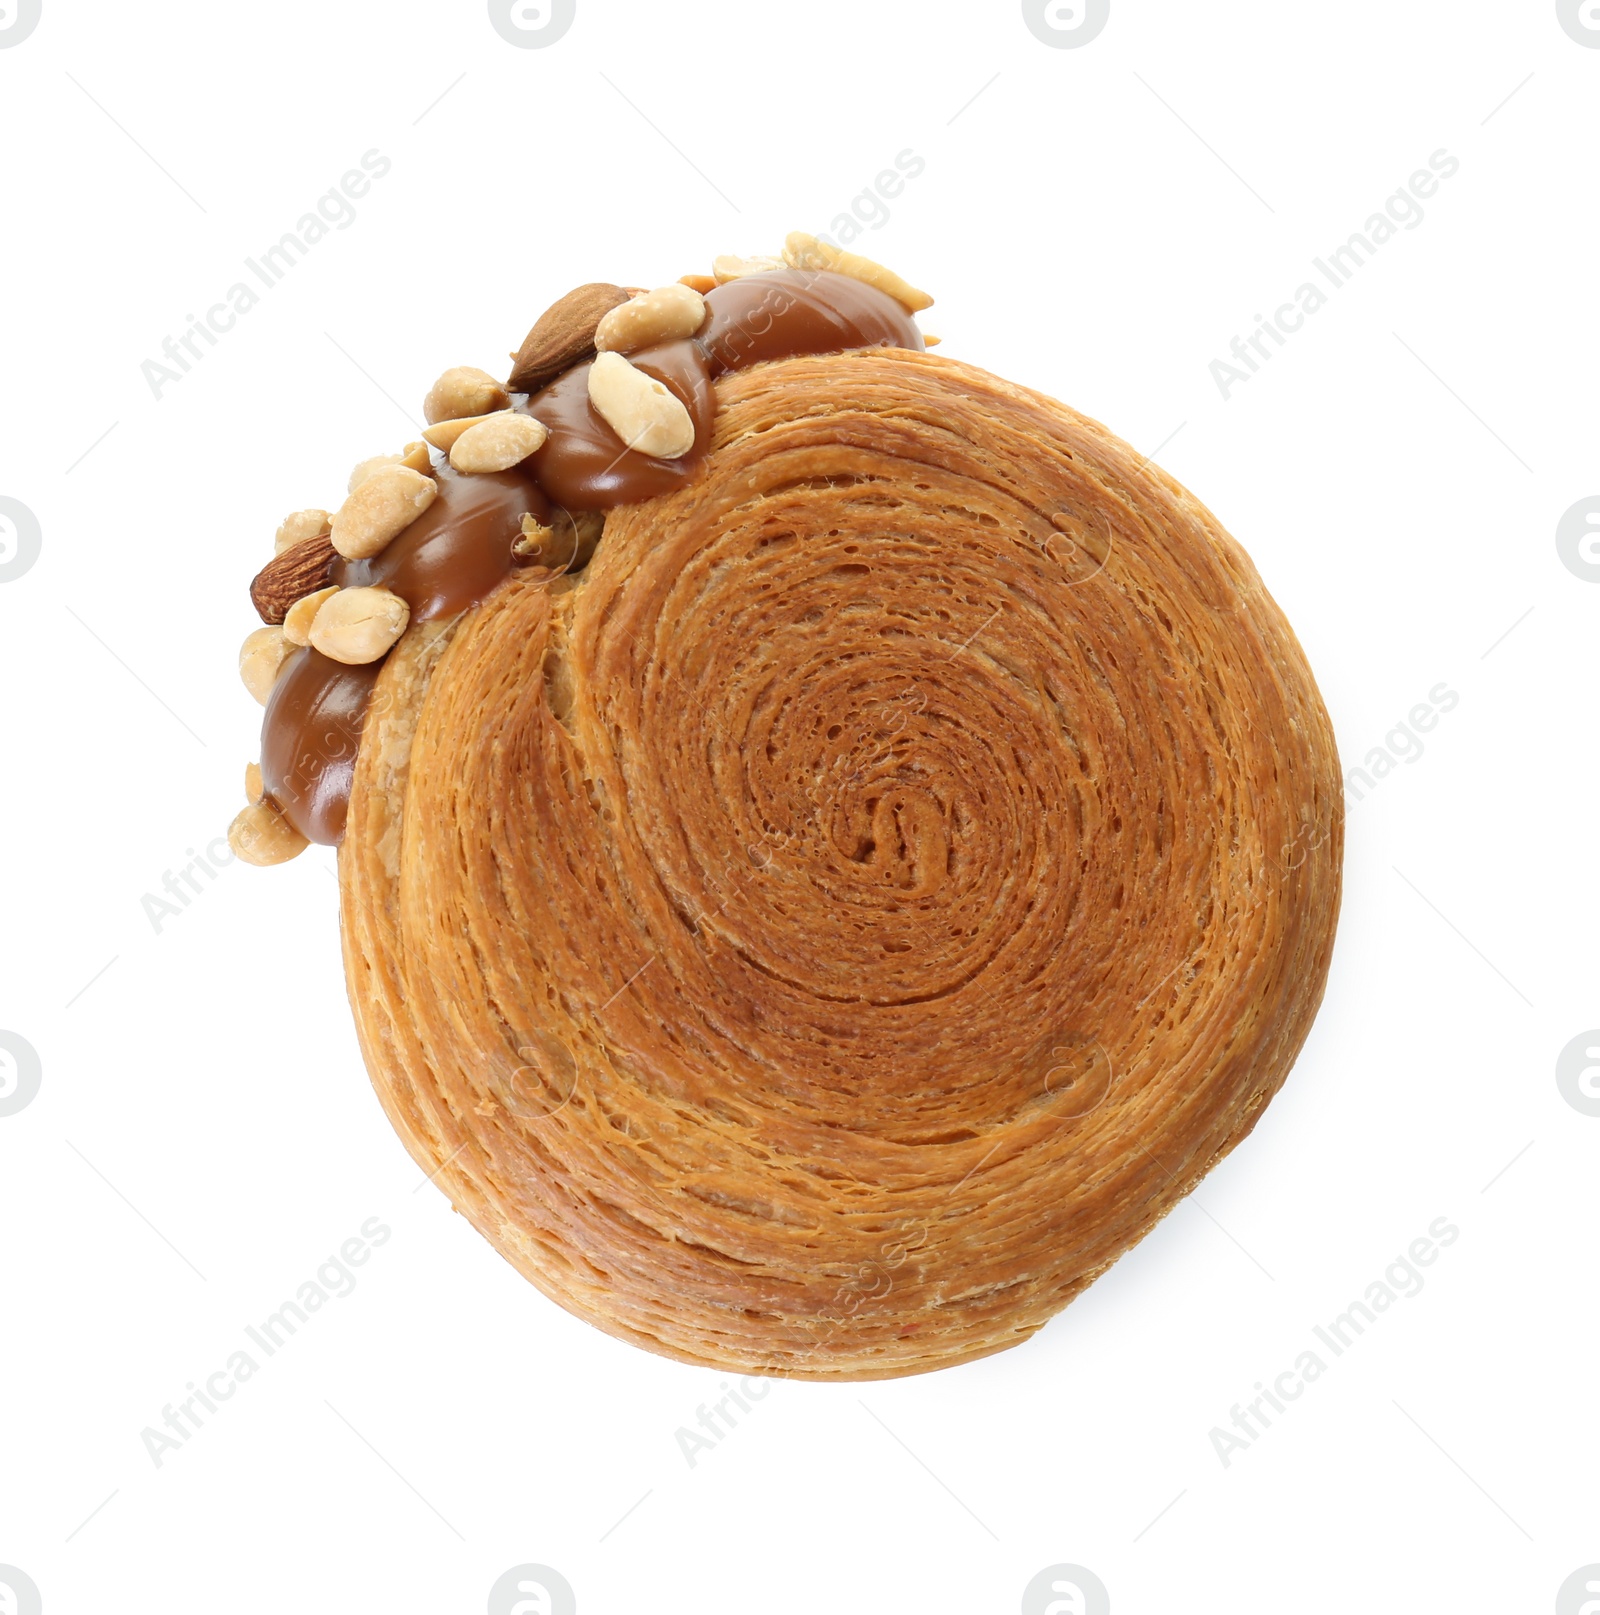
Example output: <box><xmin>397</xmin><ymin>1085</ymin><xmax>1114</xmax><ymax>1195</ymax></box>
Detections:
<box><xmin>260</xmin><ymin>269</ymin><xmax>924</xmax><ymax>845</ymax></box>
<box><xmin>332</xmin><ymin>464</ymin><xmax>551</xmax><ymax>621</ymax></box>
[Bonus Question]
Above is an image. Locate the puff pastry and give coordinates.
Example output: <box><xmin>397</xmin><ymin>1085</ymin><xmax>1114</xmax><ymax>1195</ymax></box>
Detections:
<box><xmin>335</xmin><ymin>350</ymin><xmax>1341</xmax><ymax>1379</ymax></box>
<box><xmin>234</xmin><ymin>251</ymin><xmax>1341</xmax><ymax>1378</ymax></box>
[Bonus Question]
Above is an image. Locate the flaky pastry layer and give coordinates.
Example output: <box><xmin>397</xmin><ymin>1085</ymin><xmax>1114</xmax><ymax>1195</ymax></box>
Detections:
<box><xmin>338</xmin><ymin>350</ymin><xmax>1342</xmax><ymax>1379</ymax></box>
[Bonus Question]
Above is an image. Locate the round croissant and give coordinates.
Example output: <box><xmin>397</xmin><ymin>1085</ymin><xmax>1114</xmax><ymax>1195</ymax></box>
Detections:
<box><xmin>338</xmin><ymin>348</ymin><xmax>1342</xmax><ymax>1380</ymax></box>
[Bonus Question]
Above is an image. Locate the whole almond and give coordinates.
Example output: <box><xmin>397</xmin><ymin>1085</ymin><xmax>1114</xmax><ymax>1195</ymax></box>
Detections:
<box><xmin>507</xmin><ymin>283</ymin><xmax>632</xmax><ymax>394</ymax></box>
<box><xmin>595</xmin><ymin>283</ymin><xmax>707</xmax><ymax>355</ymax></box>
<box><xmin>251</xmin><ymin>532</ymin><xmax>337</xmax><ymax>624</ymax></box>
<box><xmin>587</xmin><ymin>351</ymin><xmax>696</xmax><ymax>459</ymax></box>
<box><xmin>228</xmin><ymin>801</ymin><xmax>308</xmax><ymax>866</ymax></box>
<box><xmin>331</xmin><ymin>465</ymin><xmax>439</xmax><ymax>560</ymax></box>
<box><xmin>309</xmin><ymin>585</ymin><xmax>410</xmax><ymax>664</ymax></box>
<box><xmin>449</xmin><ymin>412</ymin><xmax>548</xmax><ymax>473</ymax></box>
<box><xmin>423</xmin><ymin>366</ymin><xmax>510</xmax><ymax>426</ymax></box>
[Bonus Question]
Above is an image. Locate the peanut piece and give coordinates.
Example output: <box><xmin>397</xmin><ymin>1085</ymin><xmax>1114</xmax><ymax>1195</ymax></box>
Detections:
<box><xmin>448</xmin><ymin>412</ymin><xmax>548</xmax><ymax>474</ymax></box>
<box><xmin>348</xmin><ymin>453</ymin><xmax>401</xmax><ymax>494</ymax></box>
<box><xmin>423</xmin><ymin>365</ymin><xmax>510</xmax><ymax>426</ymax></box>
<box><xmin>274</xmin><ymin>508</ymin><xmax>331</xmax><ymax>554</ymax></box>
<box><xmin>712</xmin><ymin>253</ymin><xmax>783</xmax><ymax>284</ymax></box>
<box><xmin>513</xmin><ymin>509</ymin><xmax>602</xmax><ymax>572</ymax></box>
<box><xmin>228</xmin><ymin>801</ymin><xmax>308</xmax><ymax>866</ymax></box>
<box><xmin>586</xmin><ymin>352</ymin><xmax>696</xmax><ymax>460</ymax></box>
<box><xmin>594</xmin><ymin>283</ymin><xmax>707</xmax><ymax>355</ymax></box>
<box><xmin>283</xmin><ymin>584</ymin><xmax>340</xmax><ymax>647</ymax></box>
<box><xmin>513</xmin><ymin>516</ymin><xmax>555</xmax><ymax>559</ymax></box>
<box><xmin>351</xmin><ymin>442</ymin><xmax>434</xmax><ymax>491</ymax></box>
<box><xmin>422</xmin><ymin>411</ymin><xmax>504</xmax><ymax>452</ymax></box>
<box><xmin>331</xmin><ymin>465</ymin><xmax>439</xmax><ymax>560</ymax></box>
<box><xmin>782</xmin><ymin>231</ymin><xmax>933</xmax><ymax>313</ymax></box>
<box><xmin>239</xmin><ymin>626</ymin><xmax>291</xmax><ymax>704</ymax></box>
<box><xmin>308</xmin><ymin>585</ymin><xmax>410</xmax><ymax>665</ymax></box>
<box><xmin>245</xmin><ymin>762</ymin><xmax>264</xmax><ymax>805</ymax></box>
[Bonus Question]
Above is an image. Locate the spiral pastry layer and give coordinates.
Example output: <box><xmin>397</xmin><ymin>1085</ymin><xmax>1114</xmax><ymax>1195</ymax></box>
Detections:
<box><xmin>339</xmin><ymin>348</ymin><xmax>1341</xmax><ymax>1379</ymax></box>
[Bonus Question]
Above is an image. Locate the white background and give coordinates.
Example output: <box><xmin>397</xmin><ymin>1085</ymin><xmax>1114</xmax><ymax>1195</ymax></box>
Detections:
<box><xmin>1</xmin><ymin>2</ymin><xmax>1595</xmax><ymax>1611</ymax></box>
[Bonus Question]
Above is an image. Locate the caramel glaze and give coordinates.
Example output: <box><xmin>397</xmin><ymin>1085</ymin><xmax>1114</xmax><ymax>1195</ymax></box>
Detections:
<box><xmin>261</xmin><ymin>268</ymin><xmax>923</xmax><ymax>845</ymax></box>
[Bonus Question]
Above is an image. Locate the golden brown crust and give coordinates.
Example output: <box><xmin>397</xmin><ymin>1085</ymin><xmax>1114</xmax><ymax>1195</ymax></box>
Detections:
<box><xmin>339</xmin><ymin>350</ymin><xmax>1342</xmax><ymax>1380</ymax></box>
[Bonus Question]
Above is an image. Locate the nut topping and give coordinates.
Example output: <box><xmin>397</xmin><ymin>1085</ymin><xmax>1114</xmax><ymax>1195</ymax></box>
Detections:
<box><xmin>594</xmin><ymin>283</ymin><xmax>707</xmax><ymax>355</ymax></box>
<box><xmin>514</xmin><ymin>509</ymin><xmax>604</xmax><ymax>572</ymax></box>
<box><xmin>308</xmin><ymin>585</ymin><xmax>410</xmax><ymax>665</ymax></box>
<box><xmin>228</xmin><ymin>801</ymin><xmax>308</xmax><ymax>866</ymax></box>
<box><xmin>712</xmin><ymin>253</ymin><xmax>783</xmax><ymax>284</ymax></box>
<box><xmin>506</xmin><ymin>283</ymin><xmax>633</xmax><ymax>394</ymax></box>
<box><xmin>424</xmin><ymin>366</ymin><xmax>511</xmax><ymax>426</ymax></box>
<box><xmin>422</xmin><ymin>411</ymin><xmax>503</xmax><ymax>452</ymax></box>
<box><xmin>350</xmin><ymin>442</ymin><xmax>437</xmax><ymax>491</ymax></box>
<box><xmin>283</xmin><ymin>584</ymin><xmax>340</xmax><ymax>647</ymax></box>
<box><xmin>274</xmin><ymin>508</ymin><xmax>331</xmax><ymax>554</ymax></box>
<box><xmin>586</xmin><ymin>352</ymin><xmax>696</xmax><ymax>460</ymax></box>
<box><xmin>239</xmin><ymin>626</ymin><xmax>291</xmax><ymax>705</ymax></box>
<box><xmin>240</xmin><ymin>232</ymin><xmax>936</xmax><ymax>871</ymax></box>
<box><xmin>251</xmin><ymin>532</ymin><xmax>337</xmax><ymax>624</ymax></box>
<box><xmin>330</xmin><ymin>464</ymin><xmax>439</xmax><ymax>561</ymax></box>
<box><xmin>448</xmin><ymin>412</ymin><xmax>549</xmax><ymax>474</ymax></box>
<box><xmin>348</xmin><ymin>454</ymin><xmax>400</xmax><ymax>494</ymax></box>
<box><xmin>782</xmin><ymin>231</ymin><xmax>933</xmax><ymax>313</ymax></box>
<box><xmin>514</xmin><ymin>517</ymin><xmax>554</xmax><ymax>558</ymax></box>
